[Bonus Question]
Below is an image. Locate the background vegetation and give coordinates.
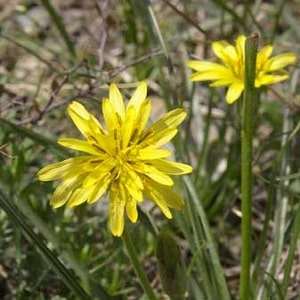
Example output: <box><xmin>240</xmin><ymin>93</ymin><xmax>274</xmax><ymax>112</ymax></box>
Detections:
<box><xmin>0</xmin><ymin>0</ymin><xmax>299</xmax><ymax>299</ymax></box>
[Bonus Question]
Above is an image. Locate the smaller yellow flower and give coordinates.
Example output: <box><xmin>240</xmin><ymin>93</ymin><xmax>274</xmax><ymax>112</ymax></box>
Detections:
<box><xmin>187</xmin><ymin>35</ymin><xmax>296</xmax><ymax>104</ymax></box>
<box><xmin>38</xmin><ymin>82</ymin><xmax>192</xmax><ymax>237</ymax></box>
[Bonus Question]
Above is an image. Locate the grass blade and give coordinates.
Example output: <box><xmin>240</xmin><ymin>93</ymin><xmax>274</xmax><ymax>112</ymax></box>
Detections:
<box><xmin>0</xmin><ymin>190</ymin><xmax>91</xmax><ymax>299</ymax></box>
<box><xmin>40</xmin><ymin>0</ymin><xmax>76</xmax><ymax>57</ymax></box>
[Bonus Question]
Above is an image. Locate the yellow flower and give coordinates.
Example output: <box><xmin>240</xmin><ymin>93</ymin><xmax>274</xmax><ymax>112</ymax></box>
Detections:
<box><xmin>38</xmin><ymin>82</ymin><xmax>192</xmax><ymax>237</ymax></box>
<box><xmin>187</xmin><ymin>35</ymin><xmax>296</xmax><ymax>104</ymax></box>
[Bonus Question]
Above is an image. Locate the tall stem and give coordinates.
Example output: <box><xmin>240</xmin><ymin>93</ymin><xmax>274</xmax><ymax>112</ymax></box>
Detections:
<box><xmin>122</xmin><ymin>227</ymin><xmax>157</xmax><ymax>300</ymax></box>
<box><xmin>239</xmin><ymin>33</ymin><xmax>258</xmax><ymax>300</ymax></box>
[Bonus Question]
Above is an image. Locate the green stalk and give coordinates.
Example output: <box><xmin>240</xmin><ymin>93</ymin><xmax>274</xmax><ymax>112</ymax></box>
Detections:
<box><xmin>122</xmin><ymin>228</ymin><xmax>157</xmax><ymax>300</ymax></box>
<box><xmin>239</xmin><ymin>33</ymin><xmax>258</xmax><ymax>300</ymax></box>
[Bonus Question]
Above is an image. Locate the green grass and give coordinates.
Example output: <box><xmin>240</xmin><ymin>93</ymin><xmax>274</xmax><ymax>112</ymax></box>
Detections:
<box><xmin>0</xmin><ymin>1</ymin><xmax>299</xmax><ymax>299</ymax></box>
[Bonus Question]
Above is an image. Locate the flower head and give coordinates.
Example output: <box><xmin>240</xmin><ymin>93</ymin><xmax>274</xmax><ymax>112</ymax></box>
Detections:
<box><xmin>187</xmin><ymin>35</ymin><xmax>296</xmax><ymax>104</ymax></box>
<box><xmin>38</xmin><ymin>82</ymin><xmax>192</xmax><ymax>236</ymax></box>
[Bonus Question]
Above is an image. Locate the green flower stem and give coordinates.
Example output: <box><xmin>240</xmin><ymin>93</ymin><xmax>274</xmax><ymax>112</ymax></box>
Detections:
<box><xmin>240</xmin><ymin>33</ymin><xmax>258</xmax><ymax>300</ymax></box>
<box><xmin>122</xmin><ymin>228</ymin><xmax>157</xmax><ymax>300</ymax></box>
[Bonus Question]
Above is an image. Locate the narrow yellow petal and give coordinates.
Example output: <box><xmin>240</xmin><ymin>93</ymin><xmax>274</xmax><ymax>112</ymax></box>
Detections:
<box><xmin>38</xmin><ymin>157</ymin><xmax>90</xmax><ymax>181</ymax></box>
<box><xmin>141</xmin><ymin>109</ymin><xmax>186</xmax><ymax>145</ymax></box>
<box><xmin>67</xmin><ymin>188</ymin><xmax>90</xmax><ymax>207</ymax></box>
<box><xmin>82</xmin><ymin>157</ymin><xmax>115</xmax><ymax>188</ymax></box>
<box><xmin>119</xmin><ymin>164</ymin><xmax>144</xmax><ymax>203</ymax></box>
<box><xmin>134</xmin><ymin>99</ymin><xmax>151</xmax><ymax>140</ymax></box>
<box><xmin>109</xmin><ymin>83</ymin><xmax>125</xmax><ymax>119</ymax></box>
<box><xmin>67</xmin><ymin>101</ymin><xmax>103</xmax><ymax>139</ymax></box>
<box><xmin>235</xmin><ymin>35</ymin><xmax>246</xmax><ymax>58</ymax></box>
<box><xmin>50</xmin><ymin>176</ymin><xmax>80</xmax><ymax>208</ymax></box>
<box><xmin>136</xmin><ymin>148</ymin><xmax>171</xmax><ymax>160</ymax></box>
<box><xmin>145</xmin><ymin>179</ymin><xmax>184</xmax><ymax>211</ymax></box>
<box><xmin>140</xmin><ymin>128</ymin><xmax>178</xmax><ymax>148</ymax></box>
<box><xmin>212</xmin><ymin>41</ymin><xmax>237</xmax><ymax>64</ymax></box>
<box><xmin>58</xmin><ymin>138</ymin><xmax>106</xmax><ymax>156</ymax></box>
<box><xmin>150</xmin><ymin>159</ymin><xmax>193</xmax><ymax>174</ymax></box>
<box><xmin>126</xmin><ymin>198</ymin><xmax>138</xmax><ymax>223</ymax></box>
<box><xmin>127</xmin><ymin>81</ymin><xmax>147</xmax><ymax>111</ymax></box>
<box><xmin>187</xmin><ymin>61</ymin><xmax>229</xmax><ymax>73</ymax></box>
<box><xmin>257</xmin><ymin>45</ymin><xmax>273</xmax><ymax>64</ymax></box>
<box><xmin>210</xmin><ymin>77</ymin><xmax>238</xmax><ymax>87</ymax></box>
<box><xmin>256</xmin><ymin>74</ymin><xmax>289</xmax><ymax>86</ymax></box>
<box><xmin>102</xmin><ymin>98</ymin><xmax>120</xmax><ymax>131</ymax></box>
<box><xmin>87</xmin><ymin>174</ymin><xmax>111</xmax><ymax>204</ymax></box>
<box><xmin>137</xmin><ymin>164</ymin><xmax>174</xmax><ymax>186</ymax></box>
<box><xmin>109</xmin><ymin>185</ymin><xmax>125</xmax><ymax>237</ymax></box>
<box><xmin>144</xmin><ymin>183</ymin><xmax>172</xmax><ymax>219</ymax></box>
<box><xmin>156</xmin><ymin>182</ymin><xmax>184</xmax><ymax>210</ymax></box>
<box><xmin>152</xmin><ymin>109</ymin><xmax>186</xmax><ymax>130</ymax></box>
<box><xmin>121</xmin><ymin>105</ymin><xmax>136</xmax><ymax>148</ymax></box>
<box><xmin>68</xmin><ymin>101</ymin><xmax>90</xmax><ymax>119</ymax></box>
<box><xmin>226</xmin><ymin>82</ymin><xmax>244</xmax><ymax>104</ymax></box>
<box><xmin>267</xmin><ymin>53</ymin><xmax>296</xmax><ymax>71</ymax></box>
<box><xmin>123</xmin><ymin>178</ymin><xmax>143</xmax><ymax>203</ymax></box>
<box><xmin>189</xmin><ymin>69</ymin><xmax>232</xmax><ymax>82</ymax></box>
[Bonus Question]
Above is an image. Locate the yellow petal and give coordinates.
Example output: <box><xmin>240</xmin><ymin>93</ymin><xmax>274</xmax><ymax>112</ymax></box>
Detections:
<box><xmin>109</xmin><ymin>185</ymin><xmax>125</xmax><ymax>237</ymax></box>
<box><xmin>257</xmin><ymin>45</ymin><xmax>273</xmax><ymax>65</ymax></box>
<box><xmin>212</xmin><ymin>41</ymin><xmax>238</xmax><ymax>64</ymax></box>
<box><xmin>189</xmin><ymin>68</ymin><xmax>234</xmax><ymax>82</ymax></box>
<box><xmin>235</xmin><ymin>35</ymin><xmax>246</xmax><ymax>58</ymax></box>
<box><xmin>210</xmin><ymin>76</ymin><xmax>238</xmax><ymax>87</ymax></box>
<box><xmin>82</xmin><ymin>157</ymin><xmax>115</xmax><ymax>188</ymax></box>
<box><xmin>119</xmin><ymin>164</ymin><xmax>144</xmax><ymax>203</ymax></box>
<box><xmin>267</xmin><ymin>53</ymin><xmax>296</xmax><ymax>71</ymax></box>
<box><xmin>137</xmin><ymin>164</ymin><xmax>174</xmax><ymax>186</ymax></box>
<box><xmin>143</xmin><ymin>108</ymin><xmax>186</xmax><ymax>141</ymax></box>
<box><xmin>140</xmin><ymin>128</ymin><xmax>178</xmax><ymax>148</ymax></box>
<box><xmin>87</xmin><ymin>174</ymin><xmax>111</xmax><ymax>204</ymax></box>
<box><xmin>50</xmin><ymin>176</ymin><xmax>80</xmax><ymax>208</ymax></box>
<box><xmin>136</xmin><ymin>148</ymin><xmax>171</xmax><ymax>160</ymax></box>
<box><xmin>144</xmin><ymin>183</ymin><xmax>172</xmax><ymax>219</ymax></box>
<box><xmin>67</xmin><ymin>102</ymin><xmax>103</xmax><ymax>139</ymax></box>
<box><xmin>58</xmin><ymin>138</ymin><xmax>106</xmax><ymax>156</ymax></box>
<box><xmin>256</xmin><ymin>74</ymin><xmax>289</xmax><ymax>86</ymax></box>
<box><xmin>151</xmin><ymin>159</ymin><xmax>193</xmax><ymax>174</ymax></box>
<box><xmin>134</xmin><ymin>99</ymin><xmax>151</xmax><ymax>140</ymax></box>
<box><xmin>187</xmin><ymin>61</ymin><xmax>229</xmax><ymax>74</ymax></box>
<box><xmin>102</xmin><ymin>98</ymin><xmax>120</xmax><ymax>131</ymax></box>
<box><xmin>109</xmin><ymin>83</ymin><xmax>125</xmax><ymax>119</ymax></box>
<box><xmin>126</xmin><ymin>198</ymin><xmax>138</xmax><ymax>223</ymax></box>
<box><xmin>121</xmin><ymin>105</ymin><xmax>137</xmax><ymax>148</ymax></box>
<box><xmin>68</xmin><ymin>101</ymin><xmax>90</xmax><ymax>119</ymax></box>
<box><xmin>127</xmin><ymin>81</ymin><xmax>147</xmax><ymax>111</ymax></box>
<box><xmin>67</xmin><ymin>188</ymin><xmax>90</xmax><ymax>207</ymax></box>
<box><xmin>38</xmin><ymin>157</ymin><xmax>89</xmax><ymax>181</ymax></box>
<box><xmin>226</xmin><ymin>82</ymin><xmax>244</xmax><ymax>104</ymax></box>
<box><xmin>148</xmin><ymin>180</ymin><xmax>185</xmax><ymax>210</ymax></box>
<box><xmin>123</xmin><ymin>163</ymin><xmax>144</xmax><ymax>190</ymax></box>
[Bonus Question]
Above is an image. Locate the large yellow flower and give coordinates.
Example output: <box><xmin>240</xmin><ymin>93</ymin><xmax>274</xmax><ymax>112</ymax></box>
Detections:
<box><xmin>38</xmin><ymin>82</ymin><xmax>192</xmax><ymax>236</ymax></box>
<box><xmin>187</xmin><ymin>35</ymin><xmax>296</xmax><ymax>104</ymax></box>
